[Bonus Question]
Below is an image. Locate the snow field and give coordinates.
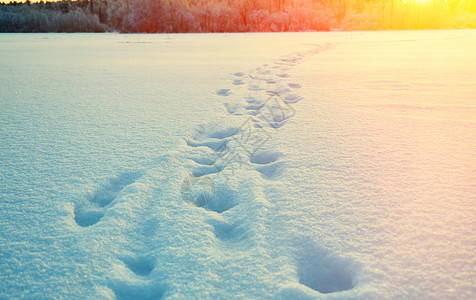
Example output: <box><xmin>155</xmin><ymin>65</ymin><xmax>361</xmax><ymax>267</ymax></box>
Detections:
<box><xmin>1</xmin><ymin>31</ymin><xmax>475</xmax><ymax>299</ymax></box>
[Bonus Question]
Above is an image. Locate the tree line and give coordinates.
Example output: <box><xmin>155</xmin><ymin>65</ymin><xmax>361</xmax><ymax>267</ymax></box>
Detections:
<box><xmin>1</xmin><ymin>0</ymin><xmax>475</xmax><ymax>33</ymax></box>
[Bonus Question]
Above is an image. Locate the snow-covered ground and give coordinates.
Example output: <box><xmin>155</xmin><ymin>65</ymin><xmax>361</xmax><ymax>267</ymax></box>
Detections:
<box><xmin>1</xmin><ymin>31</ymin><xmax>475</xmax><ymax>299</ymax></box>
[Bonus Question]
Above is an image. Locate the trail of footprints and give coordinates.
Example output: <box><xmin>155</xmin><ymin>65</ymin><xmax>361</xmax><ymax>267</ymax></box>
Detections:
<box><xmin>182</xmin><ymin>46</ymin><xmax>336</xmax><ymax>244</ymax></box>
<box><xmin>73</xmin><ymin>173</ymin><xmax>161</xmax><ymax>297</ymax></box>
<box><xmin>73</xmin><ymin>43</ymin><xmax>352</xmax><ymax>297</ymax></box>
<box><xmin>182</xmin><ymin>43</ymin><xmax>355</xmax><ymax>294</ymax></box>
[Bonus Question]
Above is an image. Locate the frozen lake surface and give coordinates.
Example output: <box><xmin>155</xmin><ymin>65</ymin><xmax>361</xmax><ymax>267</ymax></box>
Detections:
<box><xmin>1</xmin><ymin>31</ymin><xmax>475</xmax><ymax>299</ymax></box>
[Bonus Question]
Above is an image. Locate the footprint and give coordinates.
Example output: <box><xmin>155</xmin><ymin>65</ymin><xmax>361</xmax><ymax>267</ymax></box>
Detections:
<box><xmin>281</xmin><ymin>57</ymin><xmax>300</xmax><ymax>64</ymax></box>
<box><xmin>122</xmin><ymin>255</ymin><xmax>156</xmax><ymax>276</ymax></box>
<box><xmin>273</xmin><ymin>60</ymin><xmax>288</xmax><ymax>66</ymax></box>
<box><xmin>244</xmin><ymin>93</ymin><xmax>265</xmax><ymax>105</ymax></box>
<box><xmin>266</xmin><ymin>120</ymin><xmax>288</xmax><ymax>129</ymax></box>
<box><xmin>276</xmin><ymin>73</ymin><xmax>290</xmax><ymax>78</ymax></box>
<box><xmin>224</xmin><ymin>103</ymin><xmax>259</xmax><ymax>116</ymax></box>
<box><xmin>287</xmin><ymin>83</ymin><xmax>301</xmax><ymax>89</ymax></box>
<box><xmin>255</xmin><ymin>66</ymin><xmax>271</xmax><ymax>75</ymax></box>
<box><xmin>192</xmin><ymin>164</ymin><xmax>224</xmax><ymax>178</ymax></box>
<box><xmin>74</xmin><ymin>172</ymin><xmax>142</xmax><ymax>227</ymax></box>
<box><xmin>265</xmin><ymin>79</ymin><xmax>277</xmax><ymax>84</ymax></box>
<box><xmin>203</xmin><ymin>183</ymin><xmax>240</xmax><ymax>213</ymax></box>
<box><xmin>110</xmin><ymin>280</ymin><xmax>167</xmax><ymax>300</ymax></box>
<box><xmin>250</xmin><ymin>75</ymin><xmax>275</xmax><ymax>82</ymax></box>
<box><xmin>74</xmin><ymin>207</ymin><xmax>104</xmax><ymax>228</ymax></box>
<box><xmin>188</xmin><ymin>156</ymin><xmax>216</xmax><ymax>166</ymax></box>
<box><xmin>233</xmin><ymin>72</ymin><xmax>245</xmax><ymax>77</ymax></box>
<box><xmin>208</xmin><ymin>127</ymin><xmax>238</xmax><ymax>139</ymax></box>
<box><xmin>256</xmin><ymin>99</ymin><xmax>295</xmax><ymax>126</ymax></box>
<box><xmin>245</xmin><ymin>104</ymin><xmax>264</xmax><ymax>111</ymax></box>
<box><xmin>217</xmin><ymin>89</ymin><xmax>232</xmax><ymax>96</ymax></box>
<box><xmin>248</xmin><ymin>80</ymin><xmax>265</xmax><ymax>91</ymax></box>
<box><xmin>192</xmin><ymin>123</ymin><xmax>238</xmax><ymax>140</ymax></box>
<box><xmin>283</xmin><ymin>93</ymin><xmax>303</xmax><ymax>104</ymax></box>
<box><xmin>250</xmin><ymin>151</ymin><xmax>279</xmax><ymax>165</ymax></box>
<box><xmin>91</xmin><ymin>172</ymin><xmax>142</xmax><ymax>207</ymax></box>
<box><xmin>207</xmin><ymin>218</ymin><xmax>249</xmax><ymax>242</ymax></box>
<box><xmin>232</xmin><ymin>79</ymin><xmax>245</xmax><ymax>85</ymax></box>
<box><xmin>180</xmin><ymin>173</ymin><xmax>215</xmax><ymax>208</ymax></box>
<box><xmin>223</xmin><ymin>102</ymin><xmax>246</xmax><ymax>115</ymax></box>
<box><xmin>185</xmin><ymin>139</ymin><xmax>229</xmax><ymax>152</ymax></box>
<box><xmin>267</xmin><ymin>83</ymin><xmax>291</xmax><ymax>95</ymax></box>
<box><xmin>296</xmin><ymin>244</ymin><xmax>356</xmax><ymax>294</ymax></box>
<box><xmin>255</xmin><ymin>162</ymin><xmax>283</xmax><ymax>179</ymax></box>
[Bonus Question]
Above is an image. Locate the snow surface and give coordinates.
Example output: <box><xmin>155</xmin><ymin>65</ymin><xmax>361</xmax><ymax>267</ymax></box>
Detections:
<box><xmin>1</xmin><ymin>31</ymin><xmax>475</xmax><ymax>299</ymax></box>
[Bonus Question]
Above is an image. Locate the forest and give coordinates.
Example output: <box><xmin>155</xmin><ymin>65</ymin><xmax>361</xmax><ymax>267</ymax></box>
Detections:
<box><xmin>1</xmin><ymin>0</ymin><xmax>475</xmax><ymax>33</ymax></box>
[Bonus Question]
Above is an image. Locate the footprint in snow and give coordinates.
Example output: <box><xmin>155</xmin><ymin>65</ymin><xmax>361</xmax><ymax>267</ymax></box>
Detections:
<box><xmin>207</xmin><ymin>218</ymin><xmax>250</xmax><ymax>242</ymax></box>
<box><xmin>191</xmin><ymin>164</ymin><xmax>224</xmax><ymax>178</ymax></box>
<box><xmin>250</xmin><ymin>151</ymin><xmax>279</xmax><ymax>165</ymax></box>
<box><xmin>255</xmin><ymin>162</ymin><xmax>283</xmax><ymax>179</ymax></box>
<box><xmin>244</xmin><ymin>93</ymin><xmax>266</xmax><ymax>105</ymax></box>
<box><xmin>74</xmin><ymin>172</ymin><xmax>142</xmax><ymax>227</ymax></box>
<box><xmin>265</xmin><ymin>79</ymin><xmax>277</xmax><ymax>84</ymax></box>
<box><xmin>267</xmin><ymin>83</ymin><xmax>291</xmax><ymax>95</ymax></box>
<box><xmin>180</xmin><ymin>172</ymin><xmax>215</xmax><ymax>208</ymax></box>
<box><xmin>185</xmin><ymin>123</ymin><xmax>238</xmax><ymax>151</ymax></box>
<box><xmin>216</xmin><ymin>88</ymin><xmax>232</xmax><ymax>96</ymax></box>
<box><xmin>185</xmin><ymin>139</ymin><xmax>229</xmax><ymax>152</ymax></box>
<box><xmin>287</xmin><ymin>83</ymin><xmax>301</xmax><ymax>89</ymax></box>
<box><xmin>109</xmin><ymin>279</ymin><xmax>167</xmax><ymax>300</ymax></box>
<box><xmin>248</xmin><ymin>79</ymin><xmax>266</xmax><ymax>91</ymax></box>
<box><xmin>283</xmin><ymin>93</ymin><xmax>304</xmax><ymax>104</ymax></box>
<box><xmin>188</xmin><ymin>156</ymin><xmax>216</xmax><ymax>166</ymax></box>
<box><xmin>232</xmin><ymin>79</ymin><xmax>245</xmax><ymax>85</ymax></box>
<box><xmin>255</xmin><ymin>66</ymin><xmax>271</xmax><ymax>75</ymax></box>
<box><xmin>250</xmin><ymin>151</ymin><xmax>283</xmax><ymax>179</ymax></box>
<box><xmin>276</xmin><ymin>73</ymin><xmax>290</xmax><ymax>78</ymax></box>
<box><xmin>295</xmin><ymin>243</ymin><xmax>357</xmax><ymax>294</ymax></box>
<box><xmin>122</xmin><ymin>255</ymin><xmax>156</xmax><ymax>277</ymax></box>
<box><xmin>181</xmin><ymin>175</ymin><xmax>239</xmax><ymax>213</ymax></box>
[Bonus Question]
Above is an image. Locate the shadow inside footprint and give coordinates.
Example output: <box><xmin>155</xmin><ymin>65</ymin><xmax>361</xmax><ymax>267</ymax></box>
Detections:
<box><xmin>74</xmin><ymin>207</ymin><xmax>104</xmax><ymax>228</ymax></box>
<box><xmin>189</xmin><ymin>156</ymin><xmax>216</xmax><ymax>166</ymax></box>
<box><xmin>122</xmin><ymin>256</ymin><xmax>155</xmax><ymax>277</ymax></box>
<box><xmin>256</xmin><ymin>162</ymin><xmax>282</xmax><ymax>179</ymax></box>
<box><xmin>91</xmin><ymin>172</ymin><xmax>143</xmax><ymax>208</ymax></box>
<box><xmin>74</xmin><ymin>171</ymin><xmax>142</xmax><ymax>227</ymax></box>
<box><xmin>217</xmin><ymin>89</ymin><xmax>231</xmax><ymax>96</ymax></box>
<box><xmin>296</xmin><ymin>244</ymin><xmax>356</xmax><ymax>294</ymax></box>
<box><xmin>204</xmin><ymin>183</ymin><xmax>240</xmax><ymax>213</ymax></box>
<box><xmin>250</xmin><ymin>151</ymin><xmax>279</xmax><ymax>165</ymax></box>
<box><xmin>192</xmin><ymin>164</ymin><xmax>224</xmax><ymax>178</ymax></box>
<box><xmin>208</xmin><ymin>127</ymin><xmax>238</xmax><ymax>139</ymax></box>
<box><xmin>110</xmin><ymin>281</ymin><xmax>167</xmax><ymax>300</ymax></box>
<box><xmin>250</xmin><ymin>152</ymin><xmax>282</xmax><ymax>179</ymax></box>
<box><xmin>287</xmin><ymin>83</ymin><xmax>301</xmax><ymax>89</ymax></box>
<box><xmin>207</xmin><ymin>219</ymin><xmax>248</xmax><ymax>242</ymax></box>
<box><xmin>232</xmin><ymin>79</ymin><xmax>244</xmax><ymax>85</ymax></box>
<box><xmin>283</xmin><ymin>93</ymin><xmax>303</xmax><ymax>104</ymax></box>
<box><xmin>186</xmin><ymin>139</ymin><xmax>229</xmax><ymax>152</ymax></box>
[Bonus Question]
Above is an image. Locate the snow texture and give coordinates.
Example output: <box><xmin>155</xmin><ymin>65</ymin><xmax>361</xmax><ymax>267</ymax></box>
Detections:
<box><xmin>1</xmin><ymin>31</ymin><xmax>475</xmax><ymax>299</ymax></box>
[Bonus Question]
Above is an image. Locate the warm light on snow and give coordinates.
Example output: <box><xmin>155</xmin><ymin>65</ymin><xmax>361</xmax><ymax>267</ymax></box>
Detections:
<box><xmin>0</xmin><ymin>31</ymin><xmax>475</xmax><ymax>298</ymax></box>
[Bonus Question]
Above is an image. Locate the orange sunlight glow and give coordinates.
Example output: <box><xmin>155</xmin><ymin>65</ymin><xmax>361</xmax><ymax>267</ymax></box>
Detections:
<box><xmin>1</xmin><ymin>0</ymin><xmax>475</xmax><ymax>31</ymax></box>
